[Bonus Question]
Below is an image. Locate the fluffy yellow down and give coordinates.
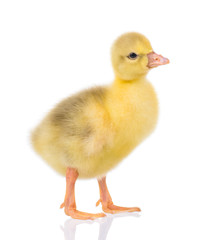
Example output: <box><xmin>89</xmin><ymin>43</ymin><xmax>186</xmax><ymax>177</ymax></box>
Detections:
<box><xmin>31</xmin><ymin>32</ymin><xmax>158</xmax><ymax>178</ymax></box>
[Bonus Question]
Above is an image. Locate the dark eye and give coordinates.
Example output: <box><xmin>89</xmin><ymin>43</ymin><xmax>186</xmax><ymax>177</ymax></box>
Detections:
<box><xmin>128</xmin><ymin>52</ymin><xmax>138</xmax><ymax>60</ymax></box>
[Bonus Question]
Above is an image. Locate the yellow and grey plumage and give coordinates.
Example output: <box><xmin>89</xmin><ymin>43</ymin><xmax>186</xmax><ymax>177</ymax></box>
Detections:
<box><xmin>31</xmin><ymin>32</ymin><xmax>163</xmax><ymax>179</ymax></box>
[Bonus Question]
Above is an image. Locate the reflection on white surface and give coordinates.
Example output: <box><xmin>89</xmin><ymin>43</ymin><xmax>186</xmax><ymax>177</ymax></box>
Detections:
<box><xmin>62</xmin><ymin>212</ymin><xmax>141</xmax><ymax>240</ymax></box>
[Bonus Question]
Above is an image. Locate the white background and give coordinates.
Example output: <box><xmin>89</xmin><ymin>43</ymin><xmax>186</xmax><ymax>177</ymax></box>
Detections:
<box><xmin>0</xmin><ymin>0</ymin><xmax>198</xmax><ymax>239</ymax></box>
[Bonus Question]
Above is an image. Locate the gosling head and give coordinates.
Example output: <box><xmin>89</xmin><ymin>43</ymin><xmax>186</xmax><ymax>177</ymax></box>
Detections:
<box><xmin>111</xmin><ymin>32</ymin><xmax>169</xmax><ymax>80</ymax></box>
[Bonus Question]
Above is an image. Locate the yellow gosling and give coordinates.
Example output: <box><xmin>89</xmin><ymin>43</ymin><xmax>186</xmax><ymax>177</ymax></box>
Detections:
<box><xmin>31</xmin><ymin>32</ymin><xmax>169</xmax><ymax>220</ymax></box>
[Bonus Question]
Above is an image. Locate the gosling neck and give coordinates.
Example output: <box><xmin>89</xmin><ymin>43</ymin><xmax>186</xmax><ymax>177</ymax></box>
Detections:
<box><xmin>112</xmin><ymin>75</ymin><xmax>146</xmax><ymax>87</ymax></box>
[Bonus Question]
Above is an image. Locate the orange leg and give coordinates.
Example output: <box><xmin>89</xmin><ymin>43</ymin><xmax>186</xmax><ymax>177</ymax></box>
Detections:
<box><xmin>96</xmin><ymin>176</ymin><xmax>141</xmax><ymax>214</ymax></box>
<box><xmin>60</xmin><ymin>168</ymin><xmax>106</xmax><ymax>220</ymax></box>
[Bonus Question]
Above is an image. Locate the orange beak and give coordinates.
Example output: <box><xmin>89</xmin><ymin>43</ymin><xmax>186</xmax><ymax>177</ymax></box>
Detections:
<box><xmin>147</xmin><ymin>52</ymin><xmax>169</xmax><ymax>68</ymax></box>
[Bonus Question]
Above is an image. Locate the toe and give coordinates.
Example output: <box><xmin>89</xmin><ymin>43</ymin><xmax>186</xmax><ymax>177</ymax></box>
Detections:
<box><xmin>102</xmin><ymin>205</ymin><xmax>141</xmax><ymax>214</ymax></box>
<box><xmin>60</xmin><ymin>202</ymin><xmax>65</xmax><ymax>209</ymax></box>
<box><xmin>66</xmin><ymin>209</ymin><xmax>106</xmax><ymax>220</ymax></box>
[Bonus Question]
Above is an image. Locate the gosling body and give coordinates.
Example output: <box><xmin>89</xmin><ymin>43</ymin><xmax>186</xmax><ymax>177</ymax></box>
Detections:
<box><xmin>32</xmin><ymin>77</ymin><xmax>158</xmax><ymax>178</ymax></box>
